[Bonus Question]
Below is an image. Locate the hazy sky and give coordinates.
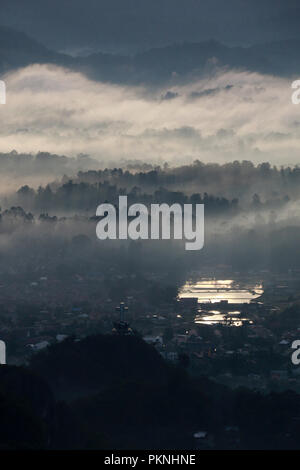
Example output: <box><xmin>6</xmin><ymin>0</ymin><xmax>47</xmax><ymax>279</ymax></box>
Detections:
<box><xmin>1</xmin><ymin>1</ymin><xmax>300</xmax><ymax>167</ymax></box>
<box><xmin>1</xmin><ymin>0</ymin><xmax>300</xmax><ymax>52</ymax></box>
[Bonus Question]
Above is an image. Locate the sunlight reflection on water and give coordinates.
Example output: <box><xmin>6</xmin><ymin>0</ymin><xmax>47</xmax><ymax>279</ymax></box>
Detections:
<box><xmin>179</xmin><ymin>278</ymin><xmax>263</xmax><ymax>327</ymax></box>
<box><xmin>179</xmin><ymin>278</ymin><xmax>263</xmax><ymax>304</ymax></box>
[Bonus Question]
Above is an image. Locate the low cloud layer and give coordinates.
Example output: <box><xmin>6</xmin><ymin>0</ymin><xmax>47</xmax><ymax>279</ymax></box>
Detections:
<box><xmin>0</xmin><ymin>64</ymin><xmax>299</xmax><ymax>166</ymax></box>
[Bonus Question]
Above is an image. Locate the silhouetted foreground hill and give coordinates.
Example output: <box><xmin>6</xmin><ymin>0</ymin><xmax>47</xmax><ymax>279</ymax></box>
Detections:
<box><xmin>0</xmin><ymin>366</ymin><xmax>51</xmax><ymax>448</ymax></box>
<box><xmin>30</xmin><ymin>334</ymin><xmax>169</xmax><ymax>399</ymax></box>
<box><xmin>1</xmin><ymin>334</ymin><xmax>300</xmax><ymax>449</ymax></box>
<box><xmin>0</xmin><ymin>366</ymin><xmax>80</xmax><ymax>449</ymax></box>
<box><xmin>30</xmin><ymin>334</ymin><xmax>226</xmax><ymax>448</ymax></box>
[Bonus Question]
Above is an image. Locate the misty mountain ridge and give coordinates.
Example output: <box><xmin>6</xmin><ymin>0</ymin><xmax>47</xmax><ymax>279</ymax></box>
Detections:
<box><xmin>0</xmin><ymin>25</ymin><xmax>71</xmax><ymax>71</ymax></box>
<box><xmin>1</xmin><ymin>25</ymin><xmax>300</xmax><ymax>84</ymax></box>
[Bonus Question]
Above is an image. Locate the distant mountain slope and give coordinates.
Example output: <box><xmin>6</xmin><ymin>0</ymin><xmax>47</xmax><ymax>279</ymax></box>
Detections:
<box><xmin>0</xmin><ymin>26</ymin><xmax>71</xmax><ymax>73</ymax></box>
<box><xmin>131</xmin><ymin>39</ymin><xmax>300</xmax><ymax>81</ymax></box>
<box><xmin>1</xmin><ymin>25</ymin><xmax>300</xmax><ymax>83</ymax></box>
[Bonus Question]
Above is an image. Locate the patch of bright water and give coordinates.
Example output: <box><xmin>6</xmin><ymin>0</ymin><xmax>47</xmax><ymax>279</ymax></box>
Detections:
<box><xmin>179</xmin><ymin>278</ymin><xmax>263</xmax><ymax>327</ymax></box>
<box><xmin>194</xmin><ymin>310</ymin><xmax>253</xmax><ymax>327</ymax></box>
<box><xmin>179</xmin><ymin>278</ymin><xmax>263</xmax><ymax>304</ymax></box>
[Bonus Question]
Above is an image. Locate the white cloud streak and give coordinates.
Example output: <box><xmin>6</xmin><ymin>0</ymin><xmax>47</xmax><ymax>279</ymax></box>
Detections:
<box><xmin>0</xmin><ymin>64</ymin><xmax>299</xmax><ymax>165</ymax></box>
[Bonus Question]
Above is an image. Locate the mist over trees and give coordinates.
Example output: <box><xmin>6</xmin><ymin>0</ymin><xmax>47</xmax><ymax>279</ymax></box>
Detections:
<box><xmin>0</xmin><ymin>158</ymin><xmax>299</xmax><ymax>277</ymax></box>
<box><xmin>1</xmin><ymin>154</ymin><xmax>298</xmax><ymax>207</ymax></box>
<box><xmin>0</xmin><ymin>151</ymin><xmax>99</xmax><ymax>181</ymax></box>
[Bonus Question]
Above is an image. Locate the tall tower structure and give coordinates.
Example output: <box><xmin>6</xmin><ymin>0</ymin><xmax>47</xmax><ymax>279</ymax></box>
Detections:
<box><xmin>112</xmin><ymin>302</ymin><xmax>133</xmax><ymax>335</ymax></box>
